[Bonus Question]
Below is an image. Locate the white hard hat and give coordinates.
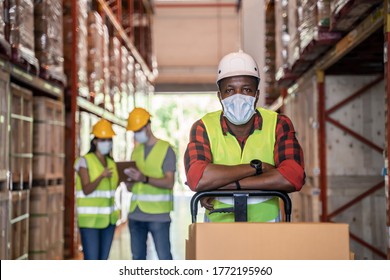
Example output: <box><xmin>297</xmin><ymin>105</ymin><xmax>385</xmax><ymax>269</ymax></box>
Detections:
<box><xmin>216</xmin><ymin>50</ymin><xmax>260</xmax><ymax>84</ymax></box>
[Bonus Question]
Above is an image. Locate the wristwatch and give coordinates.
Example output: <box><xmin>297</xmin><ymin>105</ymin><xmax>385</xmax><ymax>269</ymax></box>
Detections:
<box><xmin>250</xmin><ymin>159</ymin><xmax>263</xmax><ymax>175</ymax></box>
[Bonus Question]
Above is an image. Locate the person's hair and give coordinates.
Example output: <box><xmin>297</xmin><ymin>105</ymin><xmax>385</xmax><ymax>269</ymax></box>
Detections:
<box><xmin>217</xmin><ymin>76</ymin><xmax>260</xmax><ymax>91</ymax></box>
<box><xmin>88</xmin><ymin>137</ymin><xmax>97</xmax><ymax>153</ymax></box>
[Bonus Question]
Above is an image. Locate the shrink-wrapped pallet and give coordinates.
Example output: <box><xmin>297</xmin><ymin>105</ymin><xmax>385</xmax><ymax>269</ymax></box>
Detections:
<box><xmin>34</xmin><ymin>0</ymin><xmax>66</xmax><ymax>85</ymax></box>
<box><xmin>5</xmin><ymin>0</ymin><xmax>39</xmax><ymax>71</ymax></box>
<box><xmin>87</xmin><ymin>11</ymin><xmax>104</xmax><ymax>106</ymax></box>
<box><xmin>330</xmin><ymin>0</ymin><xmax>382</xmax><ymax>31</ymax></box>
<box><xmin>63</xmin><ymin>0</ymin><xmax>88</xmax><ymax>98</ymax></box>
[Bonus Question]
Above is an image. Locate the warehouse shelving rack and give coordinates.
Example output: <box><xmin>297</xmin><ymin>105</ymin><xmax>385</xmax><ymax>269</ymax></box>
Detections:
<box><xmin>64</xmin><ymin>0</ymin><xmax>155</xmax><ymax>259</ymax></box>
<box><xmin>268</xmin><ymin>1</ymin><xmax>389</xmax><ymax>259</ymax></box>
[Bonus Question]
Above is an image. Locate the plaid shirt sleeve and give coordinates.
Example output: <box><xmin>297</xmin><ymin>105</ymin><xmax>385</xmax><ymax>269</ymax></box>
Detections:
<box><xmin>183</xmin><ymin>119</ymin><xmax>212</xmax><ymax>190</ymax></box>
<box><xmin>274</xmin><ymin>114</ymin><xmax>305</xmax><ymax>190</ymax></box>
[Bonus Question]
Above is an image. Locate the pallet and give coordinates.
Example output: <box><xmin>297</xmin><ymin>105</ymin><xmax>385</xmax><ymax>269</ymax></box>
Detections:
<box><xmin>29</xmin><ymin>185</ymin><xmax>64</xmax><ymax>260</ymax></box>
<box><xmin>9</xmin><ymin>189</ymin><xmax>30</xmax><ymax>260</ymax></box>
<box><xmin>32</xmin><ymin>177</ymin><xmax>64</xmax><ymax>188</ymax></box>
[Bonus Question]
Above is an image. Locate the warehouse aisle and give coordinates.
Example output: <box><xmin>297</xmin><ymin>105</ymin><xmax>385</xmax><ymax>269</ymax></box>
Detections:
<box><xmin>108</xmin><ymin>191</ymin><xmax>201</xmax><ymax>260</ymax></box>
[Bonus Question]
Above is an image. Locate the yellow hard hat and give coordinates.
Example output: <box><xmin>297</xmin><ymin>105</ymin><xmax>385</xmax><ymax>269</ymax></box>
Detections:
<box><xmin>92</xmin><ymin>119</ymin><xmax>116</xmax><ymax>138</ymax></box>
<box><xmin>127</xmin><ymin>107</ymin><xmax>151</xmax><ymax>131</ymax></box>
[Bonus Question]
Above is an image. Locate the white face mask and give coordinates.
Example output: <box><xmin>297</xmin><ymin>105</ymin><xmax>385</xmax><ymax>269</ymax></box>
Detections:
<box><xmin>97</xmin><ymin>141</ymin><xmax>112</xmax><ymax>155</ymax></box>
<box><xmin>221</xmin><ymin>94</ymin><xmax>256</xmax><ymax>125</ymax></box>
<box><xmin>135</xmin><ymin>129</ymin><xmax>149</xmax><ymax>144</ymax></box>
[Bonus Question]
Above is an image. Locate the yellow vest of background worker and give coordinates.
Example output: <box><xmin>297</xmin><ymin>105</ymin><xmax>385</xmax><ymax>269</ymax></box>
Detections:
<box><xmin>75</xmin><ymin>153</ymin><xmax>119</xmax><ymax>228</ymax></box>
<box><xmin>202</xmin><ymin>107</ymin><xmax>279</xmax><ymax>222</ymax></box>
<box><xmin>129</xmin><ymin>140</ymin><xmax>173</xmax><ymax>214</ymax></box>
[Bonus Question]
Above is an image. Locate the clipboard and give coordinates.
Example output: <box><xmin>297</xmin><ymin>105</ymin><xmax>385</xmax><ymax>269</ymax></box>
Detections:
<box><xmin>116</xmin><ymin>161</ymin><xmax>137</xmax><ymax>183</ymax></box>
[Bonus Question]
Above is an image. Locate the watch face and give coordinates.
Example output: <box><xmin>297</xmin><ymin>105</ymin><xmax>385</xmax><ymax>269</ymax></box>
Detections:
<box><xmin>251</xmin><ymin>159</ymin><xmax>262</xmax><ymax>175</ymax></box>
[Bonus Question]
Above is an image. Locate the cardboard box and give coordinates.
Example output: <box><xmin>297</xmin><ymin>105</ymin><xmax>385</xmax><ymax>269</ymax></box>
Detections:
<box><xmin>186</xmin><ymin>222</ymin><xmax>350</xmax><ymax>260</ymax></box>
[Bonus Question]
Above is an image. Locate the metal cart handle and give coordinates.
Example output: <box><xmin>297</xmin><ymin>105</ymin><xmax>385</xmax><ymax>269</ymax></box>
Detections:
<box><xmin>190</xmin><ymin>190</ymin><xmax>292</xmax><ymax>223</ymax></box>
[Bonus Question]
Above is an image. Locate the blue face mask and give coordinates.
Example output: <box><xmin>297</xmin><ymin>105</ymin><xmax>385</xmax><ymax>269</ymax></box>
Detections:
<box><xmin>221</xmin><ymin>94</ymin><xmax>256</xmax><ymax>125</ymax></box>
<box><xmin>97</xmin><ymin>141</ymin><xmax>112</xmax><ymax>155</ymax></box>
<box><xmin>134</xmin><ymin>129</ymin><xmax>149</xmax><ymax>144</ymax></box>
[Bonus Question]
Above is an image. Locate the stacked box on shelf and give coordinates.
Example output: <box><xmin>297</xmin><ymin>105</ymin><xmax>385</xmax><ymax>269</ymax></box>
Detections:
<box><xmin>330</xmin><ymin>0</ymin><xmax>382</xmax><ymax>32</ymax></box>
<box><xmin>120</xmin><ymin>46</ymin><xmax>129</xmax><ymax>119</ymax></box>
<box><xmin>0</xmin><ymin>0</ymin><xmax>10</xmax><ymax>57</ymax></box>
<box><xmin>0</xmin><ymin>191</ymin><xmax>10</xmax><ymax>259</ymax></box>
<box><xmin>274</xmin><ymin>0</ymin><xmax>301</xmax><ymax>88</ymax></box>
<box><xmin>9</xmin><ymin>189</ymin><xmax>29</xmax><ymax>259</ymax></box>
<box><xmin>87</xmin><ymin>11</ymin><xmax>104</xmax><ymax>107</ymax></box>
<box><xmin>288</xmin><ymin>0</ymin><xmax>300</xmax><ymax>69</ymax></box>
<box><xmin>4</xmin><ymin>0</ymin><xmax>39</xmax><ymax>73</ymax></box>
<box><xmin>29</xmin><ymin>184</ymin><xmax>64</xmax><ymax>259</ymax></box>
<box><xmin>10</xmin><ymin>83</ymin><xmax>33</xmax><ymax>190</ymax></box>
<box><xmin>108</xmin><ymin>36</ymin><xmax>121</xmax><ymax>114</ymax></box>
<box><xmin>264</xmin><ymin>1</ymin><xmax>277</xmax><ymax>103</ymax></box>
<box><xmin>63</xmin><ymin>0</ymin><xmax>88</xmax><ymax>98</ymax></box>
<box><xmin>32</xmin><ymin>97</ymin><xmax>65</xmax><ymax>183</ymax></box>
<box><xmin>298</xmin><ymin>0</ymin><xmax>342</xmax><ymax>61</ymax></box>
<box><xmin>274</xmin><ymin>0</ymin><xmax>289</xmax><ymax>76</ymax></box>
<box><xmin>34</xmin><ymin>0</ymin><xmax>66</xmax><ymax>85</ymax></box>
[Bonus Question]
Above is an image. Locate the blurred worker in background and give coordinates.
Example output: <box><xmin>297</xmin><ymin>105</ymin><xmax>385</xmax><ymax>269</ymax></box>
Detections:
<box><xmin>125</xmin><ymin>107</ymin><xmax>176</xmax><ymax>260</ymax></box>
<box><xmin>74</xmin><ymin>119</ymin><xmax>119</xmax><ymax>260</ymax></box>
<box><xmin>184</xmin><ymin>50</ymin><xmax>305</xmax><ymax>222</ymax></box>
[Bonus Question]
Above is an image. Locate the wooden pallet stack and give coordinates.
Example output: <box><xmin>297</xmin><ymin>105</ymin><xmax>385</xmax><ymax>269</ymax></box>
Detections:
<box><xmin>32</xmin><ymin>97</ymin><xmax>65</xmax><ymax>184</ymax></box>
<box><xmin>10</xmin><ymin>83</ymin><xmax>33</xmax><ymax>190</ymax></box>
<box><xmin>29</xmin><ymin>184</ymin><xmax>64</xmax><ymax>259</ymax></box>
<box><xmin>9</xmin><ymin>189</ymin><xmax>29</xmax><ymax>259</ymax></box>
<box><xmin>7</xmin><ymin>83</ymin><xmax>33</xmax><ymax>260</ymax></box>
<box><xmin>28</xmin><ymin>96</ymin><xmax>65</xmax><ymax>259</ymax></box>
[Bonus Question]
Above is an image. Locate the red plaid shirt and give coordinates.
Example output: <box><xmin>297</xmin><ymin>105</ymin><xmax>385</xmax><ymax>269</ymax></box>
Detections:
<box><xmin>184</xmin><ymin>110</ymin><xmax>305</xmax><ymax>191</ymax></box>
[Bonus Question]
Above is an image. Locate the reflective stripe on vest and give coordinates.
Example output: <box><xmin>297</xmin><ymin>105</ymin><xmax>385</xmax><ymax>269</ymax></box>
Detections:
<box><xmin>202</xmin><ymin>108</ymin><xmax>279</xmax><ymax>222</ymax></box>
<box><xmin>75</xmin><ymin>153</ymin><xmax>119</xmax><ymax>228</ymax></box>
<box><xmin>77</xmin><ymin>205</ymin><xmax>115</xmax><ymax>215</ymax></box>
<box><xmin>129</xmin><ymin>140</ymin><xmax>174</xmax><ymax>214</ymax></box>
<box><xmin>131</xmin><ymin>194</ymin><xmax>172</xmax><ymax>202</ymax></box>
<box><xmin>76</xmin><ymin>190</ymin><xmax>116</xmax><ymax>198</ymax></box>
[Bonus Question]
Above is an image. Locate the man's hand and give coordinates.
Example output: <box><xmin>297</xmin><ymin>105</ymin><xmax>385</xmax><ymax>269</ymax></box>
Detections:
<box><xmin>200</xmin><ymin>197</ymin><xmax>214</xmax><ymax>211</ymax></box>
<box><xmin>124</xmin><ymin>167</ymin><xmax>147</xmax><ymax>182</ymax></box>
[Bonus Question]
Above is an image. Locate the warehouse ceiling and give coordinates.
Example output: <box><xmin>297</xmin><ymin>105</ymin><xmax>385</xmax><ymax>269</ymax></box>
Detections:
<box><xmin>152</xmin><ymin>0</ymin><xmax>240</xmax><ymax>93</ymax></box>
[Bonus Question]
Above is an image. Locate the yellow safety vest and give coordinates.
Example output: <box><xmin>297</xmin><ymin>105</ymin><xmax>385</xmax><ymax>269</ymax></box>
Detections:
<box><xmin>75</xmin><ymin>153</ymin><xmax>119</xmax><ymax>228</ymax></box>
<box><xmin>129</xmin><ymin>140</ymin><xmax>173</xmax><ymax>214</ymax></box>
<box><xmin>202</xmin><ymin>107</ymin><xmax>279</xmax><ymax>222</ymax></box>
